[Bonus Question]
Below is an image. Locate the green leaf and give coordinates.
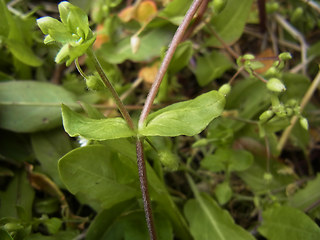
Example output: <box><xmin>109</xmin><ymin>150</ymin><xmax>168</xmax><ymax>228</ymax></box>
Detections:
<box><xmin>6</xmin><ymin>39</ymin><xmax>42</xmax><ymax>67</ymax></box>
<box><xmin>206</xmin><ymin>0</ymin><xmax>254</xmax><ymax>47</ymax></box>
<box><xmin>99</xmin><ymin>27</ymin><xmax>173</xmax><ymax>64</ymax></box>
<box><xmin>102</xmin><ymin>139</ymin><xmax>192</xmax><ymax>240</ymax></box>
<box><xmin>0</xmin><ymin>171</ymin><xmax>35</xmax><ymax>220</ymax></box>
<box><xmin>289</xmin><ymin>174</ymin><xmax>320</xmax><ymax>212</ymax></box>
<box><xmin>168</xmin><ymin>41</ymin><xmax>193</xmax><ymax>74</ymax></box>
<box><xmin>258</xmin><ymin>206</ymin><xmax>320</xmax><ymax>240</ymax></box>
<box><xmin>98</xmin><ymin>212</ymin><xmax>173</xmax><ymax>240</ymax></box>
<box><xmin>0</xmin><ymin>81</ymin><xmax>76</xmax><ymax>133</ymax></box>
<box><xmin>140</xmin><ymin>90</ymin><xmax>225</xmax><ymax>137</ymax></box>
<box><xmin>185</xmin><ymin>175</ymin><xmax>255</xmax><ymax>240</ymax></box>
<box><xmin>201</xmin><ymin>148</ymin><xmax>253</xmax><ymax>172</ymax></box>
<box><xmin>193</xmin><ymin>51</ymin><xmax>232</xmax><ymax>86</ymax></box>
<box><xmin>31</xmin><ymin>129</ymin><xmax>73</xmax><ymax>187</ymax></box>
<box><xmin>158</xmin><ymin>0</ymin><xmax>193</xmax><ymax>25</ymax></box>
<box><xmin>58</xmin><ymin>145</ymin><xmax>139</xmax><ymax>209</ymax></box>
<box><xmin>215</xmin><ymin>181</ymin><xmax>232</xmax><ymax>205</ymax></box>
<box><xmin>0</xmin><ymin>0</ymin><xmax>10</xmax><ymax>37</ymax></box>
<box><xmin>61</xmin><ymin>104</ymin><xmax>135</xmax><ymax>140</ymax></box>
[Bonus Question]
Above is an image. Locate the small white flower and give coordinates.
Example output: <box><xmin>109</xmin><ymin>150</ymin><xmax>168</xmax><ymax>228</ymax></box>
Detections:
<box><xmin>78</xmin><ymin>136</ymin><xmax>89</xmax><ymax>147</ymax></box>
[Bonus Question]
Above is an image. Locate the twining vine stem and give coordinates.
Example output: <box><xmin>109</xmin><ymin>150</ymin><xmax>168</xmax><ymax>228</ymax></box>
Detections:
<box><xmin>136</xmin><ymin>0</ymin><xmax>204</xmax><ymax>239</ymax></box>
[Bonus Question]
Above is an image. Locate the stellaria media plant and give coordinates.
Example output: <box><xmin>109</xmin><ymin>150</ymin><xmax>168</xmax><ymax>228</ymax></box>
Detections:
<box><xmin>37</xmin><ymin>1</ymin><xmax>226</xmax><ymax>239</ymax></box>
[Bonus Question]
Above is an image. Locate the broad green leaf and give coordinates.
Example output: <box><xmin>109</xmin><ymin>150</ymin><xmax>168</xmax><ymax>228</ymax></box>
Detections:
<box><xmin>0</xmin><ymin>0</ymin><xmax>10</xmax><ymax>37</ymax></box>
<box><xmin>61</xmin><ymin>104</ymin><xmax>135</xmax><ymax>140</ymax></box>
<box><xmin>86</xmin><ymin>200</ymin><xmax>134</xmax><ymax>240</ymax></box>
<box><xmin>0</xmin><ymin>81</ymin><xmax>76</xmax><ymax>133</ymax></box>
<box><xmin>168</xmin><ymin>41</ymin><xmax>193</xmax><ymax>74</ymax></box>
<box><xmin>215</xmin><ymin>181</ymin><xmax>232</xmax><ymax>205</ymax></box>
<box><xmin>158</xmin><ymin>0</ymin><xmax>193</xmax><ymax>25</ymax></box>
<box><xmin>236</xmin><ymin>155</ymin><xmax>295</xmax><ymax>193</ymax></box>
<box><xmin>289</xmin><ymin>174</ymin><xmax>320</xmax><ymax>212</ymax></box>
<box><xmin>140</xmin><ymin>90</ymin><xmax>225</xmax><ymax>137</ymax></box>
<box><xmin>99</xmin><ymin>212</ymin><xmax>173</xmax><ymax>240</ymax></box>
<box><xmin>103</xmin><ymin>139</ymin><xmax>192</xmax><ymax>240</ymax></box>
<box><xmin>31</xmin><ymin>129</ymin><xmax>72</xmax><ymax>187</ymax></box>
<box><xmin>58</xmin><ymin>145</ymin><xmax>139</xmax><ymax>209</ymax></box>
<box><xmin>193</xmin><ymin>51</ymin><xmax>232</xmax><ymax>86</ymax></box>
<box><xmin>185</xmin><ymin>175</ymin><xmax>255</xmax><ymax>240</ymax></box>
<box><xmin>0</xmin><ymin>171</ymin><xmax>35</xmax><ymax>220</ymax></box>
<box><xmin>6</xmin><ymin>40</ymin><xmax>42</xmax><ymax>67</ymax></box>
<box><xmin>201</xmin><ymin>148</ymin><xmax>254</xmax><ymax>172</ymax></box>
<box><xmin>99</xmin><ymin>26</ymin><xmax>174</xmax><ymax>64</ymax></box>
<box><xmin>206</xmin><ymin>0</ymin><xmax>254</xmax><ymax>47</ymax></box>
<box><xmin>258</xmin><ymin>206</ymin><xmax>320</xmax><ymax>240</ymax></box>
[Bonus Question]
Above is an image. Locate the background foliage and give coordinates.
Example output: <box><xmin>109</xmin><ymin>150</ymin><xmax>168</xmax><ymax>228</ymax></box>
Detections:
<box><xmin>1</xmin><ymin>0</ymin><xmax>320</xmax><ymax>239</ymax></box>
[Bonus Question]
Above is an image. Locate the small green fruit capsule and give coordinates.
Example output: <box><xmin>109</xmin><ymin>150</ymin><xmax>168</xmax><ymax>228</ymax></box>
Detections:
<box><xmin>267</xmin><ymin>78</ymin><xmax>286</xmax><ymax>93</ymax></box>
<box><xmin>213</xmin><ymin>0</ymin><xmax>227</xmax><ymax>14</ymax></box>
<box><xmin>218</xmin><ymin>83</ymin><xmax>231</xmax><ymax>96</ymax></box>
<box><xmin>86</xmin><ymin>76</ymin><xmax>105</xmax><ymax>91</ymax></box>
<box><xmin>291</xmin><ymin>7</ymin><xmax>303</xmax><ymax>23</ymax></box>
<box><xmin>4</xmin><ymin>222</ymin><xmax>23</xmax><ymax>232</ymax></box>
<box><xmin>192</xmin><ymin>139</ymin><xmax>209</xmax><ymax>148</ymax></box>
<box><xmin>265</xmin><ymin>66</ymin><xmax>278</xmax><ymax>77</ymax></box>
<box><xmin>286</xmin><ymin>99</ymin><xmax>297</xmax><ymax>107</ymax></box>
<box><xmin>266</xmin><ymin>2</ymin><xmax>279</xmax><ymax>13</ymax></box>
<box><xmin>158</xmin><ymin>150</ymin><xmax>179</xmax><ymax>171</ymax></box>
<box><xmin>278</xmin><ymin>52</ymin><xmax>292</xmax><ymax>61</ymax></box>
<box><xmin>300</xmin><ymin>117</ymin><xmax>309</xmax><ymax>130</ymax></box>
<box><xmin>243</xmin><ymin>53</ymin><xmax>255</xmax><ymax>60</ymax></box>
<box><xmin>263</xmin><ymin>172</ymin><xmax>273</xmax><ymax>182</ymax></box>
<box><xmin>259</xmin><ymin>110</ymin><xmax>273</xmax><ymax>122</ymax></box>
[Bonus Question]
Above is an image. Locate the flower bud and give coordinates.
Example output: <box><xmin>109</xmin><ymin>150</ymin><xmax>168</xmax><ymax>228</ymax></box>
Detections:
<box><xmin>130</xmin><ymin>35</ymin><xmax>140</xmax><ymax>54</ymax></box>
<box><xmin>267</xmin><ymin>78</ymin><xmax>286</xmax><ymax>93</ymax></box>
<box><xmin>299</xmin><ymin>117</ymin><xmax>309</xmax><ymax>130</ymax></box>
<box><xmin>213</xmin><ymin>0</ymin><xmax>227</xmax><ymax>14</ymax></box>
<box><xmin>278</xmin><ymin>52</ymin><xmax>292</xmax><ymax>61</ymax></box>
<box><xmin>263</xmin><ymin>172</ymin><xmax>273</xmax><ymax>182</ymax></box>
<box><xmin>259</xmin><ymin>110</ymin><xmax>273</xmax><ymax>122</ymax></box>
<box><xmin>158</xmin><ymin>150</ymin><xmax>179</xmax><ymax>171</ymax></box>
<box><xmin>218</xmin><ymin>83</ymin><xmax>231</xmax><ymax>96</ymax></box>
<box><xmin>86</xmin><ymin>75</ymin><xmax>105</xmax><ymax>91</ymax></box>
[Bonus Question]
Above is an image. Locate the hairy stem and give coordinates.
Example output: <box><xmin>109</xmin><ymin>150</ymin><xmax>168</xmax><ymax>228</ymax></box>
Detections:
<box><xmin>138</xmin><ymin>0</ymin><xmax>204</xmax><ymax>129</ymax></box>
<box><xmin>136</xmin><ymin>139</ymin><xmax>157</xmax><ymax>240</ymax></box>
<box><xmin>86</xmin><ymin>48</ymin><xmax>135</xmax><ymax>130</ymax></box>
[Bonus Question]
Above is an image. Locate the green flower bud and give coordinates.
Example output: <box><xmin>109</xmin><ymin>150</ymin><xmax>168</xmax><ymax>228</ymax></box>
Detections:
<box><xmin>86</xmin><ymin>75</ymin><xmax>106</xmax><ymax>91</ymax></box>
<box><xmin>266</xmin><ymin>2</ymin><xmax>279</xmax><ymax>13</ymax></box>
<box><xmin>267</xmin><ymin>78</ymin><xmax>286</xmax><ymax>93</ymax></box>
<box><xmin>218</xmin><ymin>83</ymin><xmax>231</xmax><ymax>96</ymax></box>
<box><xmin>291</xmin><ymin>7</ymin><xmax>303</xmax><ymax>23</ymax></box>
<box><xmin>274</xmin><ymin>104</ymin><xmax>287</xmax><ymax>117</ymax></box>
<box><xmin>213</xmin><ymin>0</ymin><xmax>227</xmax><ymax>14</ymax></box>
<box><xmin>4</xmin><ymin>222</ymin><xmax>23</xmax><ymax>232</ymax></box>
<box><xmin>299</xmin><ymin>117</ymin><xmax>309</xmax><ymax>130</ymax></box>
<box><xmin>259</xmin><ymin>110</ymin><xmax>273</xmax><ymax>122</ymax></box>
<box><xmin>192</xmin><ymin>139</ymin><xmax>209</xmax><ymax>147</ymax></box>
<box><xmin>158</xmin><ymin>150</ymin><xmax>179</xmax><ymax>171</ymax></box>
<box><xmin>263</xmin><ymin>172</ymin><xmax>273</xmax><ymax>182</ymax></box>
<box><xmin>265</xmin><ymin>66</ymin><xmax>278</xmax><ymax>77</ymax></box>
<box><xmin>286</xmin><ymin>107</ymin><xmax>293</xmax><ymax>116</ymax></box>
<box><xmin>278</xmin><ymin>52</ymin><xmax>292</xmax><ymax>61</ymax></box>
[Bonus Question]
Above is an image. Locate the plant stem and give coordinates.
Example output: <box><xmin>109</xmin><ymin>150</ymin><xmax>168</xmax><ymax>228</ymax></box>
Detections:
<box><xmin>138</xmin><ymin>0</ymin><xmax>204</xmax><ymax>129</ymax></box>
<box><xmin>86</xmin><ymin>47</ymin><xmax>135</xmax><ymax>130</ymax></box>
<box><xmin>136</xmin><ymin>139</ymin><xmax>157</xmax><ymax>240</ymax></box>
<box><xmin>277</xmin><ymin>68</ymin><xmax>320</xmax><ymax>151</ymax></box>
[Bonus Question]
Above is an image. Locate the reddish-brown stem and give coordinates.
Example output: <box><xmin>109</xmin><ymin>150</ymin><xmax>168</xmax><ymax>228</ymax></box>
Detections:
<box><xmin>136</xmin><ymin>139</ymin><xmax>157</xmax><ymax>240</ymax></box>
<box><xmin>181</xmin><ymin>0</ymin><xmax>210</xmax><ymax>41</ymax></box>
<box><xmin>138</xmin><ymin>0</ymin><xmax>204</xmax><ymax>128</ymax></box>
